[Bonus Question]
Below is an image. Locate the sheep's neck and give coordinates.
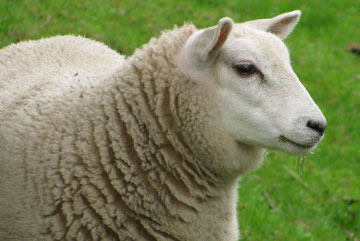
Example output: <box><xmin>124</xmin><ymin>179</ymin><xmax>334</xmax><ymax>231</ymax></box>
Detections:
<box><xmin>96</xmin><ymin>24</ymin><xmax>263</xmax><ymax>240</ymax></box>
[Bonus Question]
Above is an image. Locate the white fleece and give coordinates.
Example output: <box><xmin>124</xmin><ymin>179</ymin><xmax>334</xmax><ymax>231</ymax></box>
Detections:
<box><xmin>0</xmin><ymin>11</ymin><xmax>325</xmax><ymax>241</ymax></box>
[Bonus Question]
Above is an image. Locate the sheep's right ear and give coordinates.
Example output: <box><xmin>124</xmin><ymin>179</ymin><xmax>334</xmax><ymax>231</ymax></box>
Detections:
<box><xmin>243</xmin><ymin>11</ymin><xmax>301</xmax><ymax>40</ymax></box>
<box><xmin>184</xmin><ymin>17</ymin><xmax>234</xmax><ymax>65</ymax></box>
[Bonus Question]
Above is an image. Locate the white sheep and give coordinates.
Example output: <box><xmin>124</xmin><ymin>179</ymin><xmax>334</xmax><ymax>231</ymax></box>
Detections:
<box><xmin>0</xmin><ymin>11</ymin><xmax>326</xmax><ymax>241</ymax></box>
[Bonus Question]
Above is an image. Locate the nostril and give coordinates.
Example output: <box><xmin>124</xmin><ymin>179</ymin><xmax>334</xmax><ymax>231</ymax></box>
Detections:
<box><xmin>306</xmin><ymin>120</ymin><xmax>326</xmax><ymax>135</ymax></box>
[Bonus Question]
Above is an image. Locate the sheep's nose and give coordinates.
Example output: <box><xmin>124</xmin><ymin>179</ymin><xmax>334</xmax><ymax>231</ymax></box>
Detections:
<box><xmin>306</xmin><ymin>120</ymin><xmax>326</xmax><ymax>135</ymax></box>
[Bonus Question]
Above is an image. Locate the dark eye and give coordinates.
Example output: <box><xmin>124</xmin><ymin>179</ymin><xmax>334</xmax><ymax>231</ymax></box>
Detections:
<box><xmin>234</xmin><ymin>63</ymin><xmax>258</xmax><ymax>76</ymax></box>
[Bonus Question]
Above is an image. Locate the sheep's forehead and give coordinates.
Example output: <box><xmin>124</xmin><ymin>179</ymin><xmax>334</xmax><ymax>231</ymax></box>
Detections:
<box><xmin>222</xmin><ymin>26</ymin><xmax>290</xmax><ymax>64</ymax></box>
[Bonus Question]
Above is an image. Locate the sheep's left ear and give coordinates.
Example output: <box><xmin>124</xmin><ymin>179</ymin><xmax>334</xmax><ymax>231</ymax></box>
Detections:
<box><xmin>244</xmin><ymin>10</ymin><xmax>301</xmax><ymax>40</ymax></box>
<box><xmin>200</xmin><ymin>17</ymin><xmax>234</xmax><ymax>62</ymax></box>
<box><xmin>184</xmin><ymin>17</ymin><xmax>234</xmax><ymax>66</ymax></box>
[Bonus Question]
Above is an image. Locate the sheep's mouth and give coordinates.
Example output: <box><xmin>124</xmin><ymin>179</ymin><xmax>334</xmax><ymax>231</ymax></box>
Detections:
<box><xmin>279</xmin><ymin>135</ymin><xmax>315</xmax><ymax>149</ymax></box>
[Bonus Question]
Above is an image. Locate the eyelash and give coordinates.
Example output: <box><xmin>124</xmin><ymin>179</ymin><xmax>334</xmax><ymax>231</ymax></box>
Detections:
<box><xmin>233</xmin><ymin>63</ymin><xmax>258</xmax><ymax>76</ymax></box>
<box><xmin>232</xmin><ymin>62</ymin><xmax>264</xmax><ymax>80</ymax></box>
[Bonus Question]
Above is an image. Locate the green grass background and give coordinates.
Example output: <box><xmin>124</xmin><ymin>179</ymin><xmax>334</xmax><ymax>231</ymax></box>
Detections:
<box><xmin>1</xmin><ymin>0</ymin><xmax>359</xmax><ymax>240</ymax></box>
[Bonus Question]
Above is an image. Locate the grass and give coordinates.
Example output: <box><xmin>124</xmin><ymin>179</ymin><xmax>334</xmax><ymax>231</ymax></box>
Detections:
<box><xmin>1</xmin><ymin>0</ymin><xmax>360</xmax><ymax>240</ymax></box>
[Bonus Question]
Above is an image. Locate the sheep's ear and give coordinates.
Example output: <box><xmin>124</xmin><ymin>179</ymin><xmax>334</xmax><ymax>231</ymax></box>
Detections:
<box><xmin>244</xmin><ymin>10</ymin><xmax>301</xmax><ymax>40</ymax></box>
<box><xmin>185</xmin><ymin>17</ymin><xmax>234</xmax><ymax>64</ymax></box>
<box><xmin>200</xmin><ymin>17</ymin><xmax>234</xmax><ymax>62</ymax></box>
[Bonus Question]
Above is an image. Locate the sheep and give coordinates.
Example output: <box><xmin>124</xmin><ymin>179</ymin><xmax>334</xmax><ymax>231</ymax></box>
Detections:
<box><xmin>0</xmin><ymin>10</ymin><xmax>326</xmax><ymax>241</ymax></box>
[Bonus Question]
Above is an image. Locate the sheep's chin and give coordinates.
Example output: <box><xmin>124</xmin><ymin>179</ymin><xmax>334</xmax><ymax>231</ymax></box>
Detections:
<box><xmin>235</xmin><ymin>137</ymin><xmax>318</xmax><ymax>156</ymax></box>
<box><xmin>276</xmin><ymin>136</ymin><xmax>319</xmax><ymax>156</ymax></box>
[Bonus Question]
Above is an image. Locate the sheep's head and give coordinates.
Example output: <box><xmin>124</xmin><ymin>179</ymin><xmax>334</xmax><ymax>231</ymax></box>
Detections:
<box><xmin>179</xmin><ymin>11</ymin><xmax>326</xmax><ymax>156</ymax></box>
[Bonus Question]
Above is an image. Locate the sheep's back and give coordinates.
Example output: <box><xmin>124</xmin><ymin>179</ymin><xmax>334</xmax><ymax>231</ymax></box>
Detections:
<box><xmin>0</xmin><ymin>36</ymin><xmax>125</xmax><ymax>240</ymax></box>
<box><xmin>0</xmin><ymin>35</ymin><xmax>125</xmax><ymax>122</ymax></box>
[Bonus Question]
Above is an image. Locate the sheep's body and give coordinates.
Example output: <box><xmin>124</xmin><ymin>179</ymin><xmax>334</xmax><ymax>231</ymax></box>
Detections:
<box><xmin>0</xmin><ymin>27</ymin><xmax>262</xmax><ymax>241</ymax></box>
<box><xmin>0</xmin><ymin>11</ymin><xmax>326</xmax><ymax>241</ymax></box>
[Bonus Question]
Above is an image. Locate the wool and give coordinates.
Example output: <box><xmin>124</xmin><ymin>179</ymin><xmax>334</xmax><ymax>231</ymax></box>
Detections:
<box><xmin>0</xmin><ymin>10</ymin><xmax>326</xmax><ymax>241</ymax></box>
<box><xmin>0</xmin><ymin>25</ymin><xmax>254</xmax><ymax>241</ymax></box>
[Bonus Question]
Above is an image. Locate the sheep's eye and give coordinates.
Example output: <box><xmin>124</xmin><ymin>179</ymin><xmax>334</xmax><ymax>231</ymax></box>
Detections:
<box><xmin>234</xmin><ymin>63</ymin><xmax>257</xmax><ymax>76</ymax></box>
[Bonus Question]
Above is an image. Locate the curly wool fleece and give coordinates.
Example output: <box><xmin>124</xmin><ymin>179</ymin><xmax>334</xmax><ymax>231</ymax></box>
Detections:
<box><xmin>0</xmin><ymin>10</ymin><xmax>326</xmax><ymax>241</ymax></box>
<box><xmin>0</xmin><ymin>25</ymin><xmax>259</xmax><ymax>241</ymax></box>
